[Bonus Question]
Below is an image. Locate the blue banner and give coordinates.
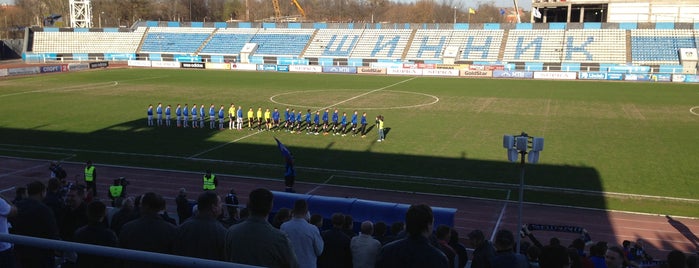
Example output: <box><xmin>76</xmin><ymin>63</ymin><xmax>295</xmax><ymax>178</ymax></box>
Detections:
<box><xmin>257</xmin><ymin>64</ymin><xmax>278</xmax><ymax>71</ymax></box>
<box><xmin>578</xmin><ymin>72</ymin><xmax>607</xmax><ymax>80</ymax></box>
<box><xmin>653</xmin><ymin>74</ymin><xmax>672</xmax><ymax>82</ymax></box>
<box><xmin>322</xmin><ymin>66</ymin><xmax>357</xmax><ymax>74</ymax></box>
<box><xmin>606</xmin><ymin>73</ymin><xmax>624</xmax><ymax>80</ymax></box>
<box><xmin>276</xmin><ymin>65</ymin><xmax>289</xmax><ymax>72</ymax></box>
<box><xmin>492</xmin><ymin>70</ymin><xmax>533</xmax><ymax>79</ymax></box>
<box><xmin>606</xmin><ymin>66</ymin><xmax>651</xmax><ymax>73</ymax></box>
<box><xmin>624</xmin><ymin>74</ymin><xmax>651</xmax><ymax>81</ymax></box>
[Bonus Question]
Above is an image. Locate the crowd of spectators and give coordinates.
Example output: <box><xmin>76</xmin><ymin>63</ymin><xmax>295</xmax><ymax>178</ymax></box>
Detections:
<box><xmin>1</xmin><ymin>176</ymin><xmax>698</xmax><ymax>268</ymax></box>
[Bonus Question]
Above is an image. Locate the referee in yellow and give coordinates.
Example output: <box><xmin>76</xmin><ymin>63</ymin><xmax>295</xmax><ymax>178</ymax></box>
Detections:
<box><xmin>247</xmin><ymin>107</ymin><xmax>254</xmax><ymax>129</ymax></box>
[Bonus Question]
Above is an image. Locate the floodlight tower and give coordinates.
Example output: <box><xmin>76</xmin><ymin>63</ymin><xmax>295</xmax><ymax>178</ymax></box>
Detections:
<box><xmin>70</xmin><ymin>0</ymin><xmax>93</xmax><ymax>28</ymax></box>
<box><xmin>503</xmin><ymin>132</ymin><xmax>544</xmax><ymax>254</ymax></box>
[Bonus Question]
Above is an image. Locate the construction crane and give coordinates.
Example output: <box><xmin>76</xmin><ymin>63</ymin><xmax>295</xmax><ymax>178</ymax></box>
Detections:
<box><xmin>272</xmin><ymin>0</ymin><xmax>306</xmax><ymax>21</ymax></box>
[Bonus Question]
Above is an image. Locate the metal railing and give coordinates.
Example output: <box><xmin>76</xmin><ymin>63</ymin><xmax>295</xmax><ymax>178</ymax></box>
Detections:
<box><xmin>0</xmin><ymin>233</ymin><xmax>260</xmax><ymax>268</ymax></box>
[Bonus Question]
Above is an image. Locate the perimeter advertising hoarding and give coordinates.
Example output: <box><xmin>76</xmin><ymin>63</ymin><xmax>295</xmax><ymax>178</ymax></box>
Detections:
<box><xmin>289</xmin><ymin>65</ymin><xmax>322</xmax><ymax>73</ymax></box>
<box><xmin>653</xmin><ymin>74</ymin><xmax>672</xmax><ymax>82</ymax></box>
<box><xmin>128</xmin><ymin>60</ymin><xmax>152</xmax><ymax>67</ymax></box>
<box><xmin>460</xmin><ymin>70</ymin><xmax>492</xmax><ymax>77</ymax></box>
<box><xmin>672</xmin><ymin>74</ymin><xmax>699</xmax><ymax>83</ymax></box>
<box><xmin>422</xmin><ymin>69</ymin><xmax>459</xmax><ymax>77</ymax></box>
<box><xmin>533</xmin><ymin>72</ymin><xmax>577</xmax><ymax>80</ymax></box>
<box><xmin>322</xmin><ymin>66</ymin><xmax>357</xmax><ymax>74</ymax></box>
<box><xmin>492</xmin><ymin>70</ymin><xmax>533</xmax><ymax>79</ymax></box>
<box><xmin>578</xmin><ymin>72</ymin><xmax>607</xmax><ymax>80</ymax></box>
<box><xmin>276</xmin><ymin>65</ymin><xmax>289</xmax><ymax>72</ymax></box>
<box><xmin>151</xmin><ymin>61</ymin><xmax>180</xmax><ymax>68</ymax></box>
<box><xmin>230</xmin><ymin>63</ymin><xmax>257</xmax><ymax>71</ymax></box>
<box><xmin>8</xmin><ymin>67</ymin><xmax>40</xmax><ymax>76</ymax></box>
<box><xmin>39</xmin><ymin>65</ymin><xmax>63</xmax><ymax>74</ymax></box>
<box><xmin>89</xmin><ymin>62</ymin><xmax>109</xmax><ymax>69</ymax></box>
<box><xmin>606</xmin><ymin>73</ymin><xmax>624</xmax><ymax>80</ymax></box>
<box><xmin>357</xmin><ymin>67</ymin><xmax>387</xmax><ymax>75</ymax></box>
<box><xmin>205</xmin><ymin>63</ymin><xmax>231</xmax><ymax>70</ymax></box>
<box><xmin>623</xmin><ymin>74</ymin><xmax>651</xmax><ymax>81</ymax></box>
<box><xmin>387</xmin><ymin>68</ymin><xmax>423</xmax><ymax>75</ymax></box>
<box><xmin>436</xmin><ymin>64</ymin><xmax>469</xmax><ymax>70</ymax></box>
<box><xmin>181</xmin><ymin>62</ymin><xmax>205</xmax><ymax>69</ymax></box>
<box><xmin>470</xmin><ymin>65</ymin><xmax>505</xmax><ymax>71</ymax></box>
<box><xmin>257</xmin><ymin>64</ymin><xmax>278</xmax><ymax>71</ymax></box>
<box><xmin>68</xmin><ymin>63</ymin><xmax>90</xmax><ymax>71</ymax></box>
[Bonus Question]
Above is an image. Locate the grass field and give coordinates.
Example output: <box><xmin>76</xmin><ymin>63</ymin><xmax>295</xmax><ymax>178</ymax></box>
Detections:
<box><xmin>1</xmin><ymin>68</ymin><xmax>698</xmax><ymax>217</ymax></box>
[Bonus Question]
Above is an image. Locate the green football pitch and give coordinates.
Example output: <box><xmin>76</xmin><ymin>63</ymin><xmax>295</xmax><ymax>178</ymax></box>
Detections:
<box><xmin>1</xmin><ymin>68</ymin><xmax>698</xmax><ymax>216</ymax></box>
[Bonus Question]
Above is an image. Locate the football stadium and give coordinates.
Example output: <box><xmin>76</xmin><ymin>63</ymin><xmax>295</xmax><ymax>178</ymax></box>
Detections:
<box><xmin>1</xmin><ymin>0</ymin><xmax>698</xmax><ymax>267</ymax></box>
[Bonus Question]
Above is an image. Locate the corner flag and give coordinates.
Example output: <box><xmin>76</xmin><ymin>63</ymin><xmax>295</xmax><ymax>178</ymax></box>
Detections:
<box><xmin>469</xmin><ymin>8</ymin><xmax>476</xmax><ymax>14</ymax></box>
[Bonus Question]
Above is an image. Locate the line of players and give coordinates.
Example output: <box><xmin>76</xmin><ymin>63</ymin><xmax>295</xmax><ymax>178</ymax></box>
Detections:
<box><xmin>147</xmin><ymin>103</ymin><xmax>373</xmax><ymax>137</ymax></box>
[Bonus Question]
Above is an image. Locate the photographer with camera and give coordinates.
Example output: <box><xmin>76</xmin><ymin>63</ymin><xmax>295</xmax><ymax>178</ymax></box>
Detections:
<box><xmin>108</xmin><ymin>177</ymin><xmax>129</xmax><ymax>207</ymax></box>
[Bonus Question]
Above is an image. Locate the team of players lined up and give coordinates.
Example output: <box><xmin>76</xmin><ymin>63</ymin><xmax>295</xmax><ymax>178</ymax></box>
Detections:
<box><xmin>147</xmin><ymin>103</ymin><xmax>380</xmax><ymax>138</ymax></box>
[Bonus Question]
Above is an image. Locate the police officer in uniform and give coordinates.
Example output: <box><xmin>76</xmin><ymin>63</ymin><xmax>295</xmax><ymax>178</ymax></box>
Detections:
<box><xmin>84</xmin><ymin>160</ymin><xmax>97</xmax><ymax>197</ymax></box>
<box><xmin>203</xmin><ymin>170</ymin><xmax>218</xmax><ymax>191</ymax></box>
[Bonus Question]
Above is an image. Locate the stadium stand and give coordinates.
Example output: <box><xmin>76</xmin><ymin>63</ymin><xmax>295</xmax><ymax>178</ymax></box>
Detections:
<box><xmin>199</xmin><ymin>28</ymin><xmax>259</xmax><ymax>55</ymax></box>
<box><xmin>630</xmin><ymin>29</ymin><xmax>697</xmax><ymax>65</ymax></box>
<box><xmin>140</xmin><ymin>27</ymin><xmax>214</xmax><ymax>53</ymax></box>
<box><xmin>22</xmin><ymin>23</ymin><xmax>699</xmax><ymax>70</ymax></box>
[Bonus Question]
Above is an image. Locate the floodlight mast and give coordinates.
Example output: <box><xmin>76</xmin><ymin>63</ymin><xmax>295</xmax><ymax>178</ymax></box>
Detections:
<box><xmin>70</xmin><ymin>0</ymin><xmax>92</xmax><ymax>28</ymax></box>
<box><xmin>502</xmin><ymin>132</ymin><xmax>544</xmax><ymax>255</ymax></box>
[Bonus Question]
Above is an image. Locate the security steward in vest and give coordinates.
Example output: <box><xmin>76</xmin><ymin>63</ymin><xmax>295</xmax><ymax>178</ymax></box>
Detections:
<box><xmin>203</xmin><ymin>169</ymin><xmax>218</xmax><ymax>191</ymax></box>
<box><xmin>84</xmin><ymin>160</ymin><xmax>97</xmax><ymax>197</ymax></box>
<box><xmin>109</xmin><ymin>178</ymin><xmax>125</xmax><ymax>206</ymax></box>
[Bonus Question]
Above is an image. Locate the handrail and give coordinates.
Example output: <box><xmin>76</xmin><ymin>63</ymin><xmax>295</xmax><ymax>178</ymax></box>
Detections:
<box><xmin>0</xmin><ymin>233</ymin><xmax>260</xmax><ymax>268</ymax></box>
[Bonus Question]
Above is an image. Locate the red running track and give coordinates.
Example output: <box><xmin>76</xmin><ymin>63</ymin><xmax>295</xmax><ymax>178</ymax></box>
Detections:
<box><xmin>1</xmin><ymin>156</ymin><xmax>697</xmax><ymax>259</ymax></box>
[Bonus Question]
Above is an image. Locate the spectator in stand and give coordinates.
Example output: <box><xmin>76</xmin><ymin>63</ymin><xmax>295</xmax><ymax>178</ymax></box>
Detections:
<box><xmin>666</xmin><ymin>250</ymin><xmax>687</xmax><ymax>268</ymax></box>
<box><xmin>43</xmin><ymin>178</ymin><xmax>65</xmax><ymax>224</ymax></box>
<box><xmin>12</xmin><ymin>180</ymin><xmax>61</xmax><ymax>268</ymax></box>
<box><xmin>567</xmin><ymin>248</ymin><xmax>583</xmax><ymax>268</ymax></box>
<box><xmin>272</xmin><ymin>208</ymin><xmax>292</xmax><ymax>229</ymax></box>
<box><xmin>539</xmin><ymin>237</ymin><xmax>569</xmax><ymax>268</ymax></box>
<box><xmin>175</xmin><ymin>188</ymin><xmax>193</xmax><ymax>224</ymax></box>
<box><xmin>605</xmin><ymin>246</ymin><xmax>627</xmax><ymax>268</ymax></box>
<box><xmin>60</xmin><ymin>185</ymin><xmax>88</xmax><ymax>240</ymax></box>
<box><xmin>73</xmin><ymin>201</ymin><xmax>118</xmax><ymax>268</ymax></box>
<box><xmin>687</xmin><ymin>254</ymin><xmax>698</xmax><ymax>268</ymax></box>
<box><xmin>281</xmin><ymin>199</ymin><xmax>324</xmax><ymax>268</ymax></box>
<box><xmin>350</xmin><ymin>220</ymin><xmax>381</xmax><ymax>268</ymax></box>
<box><xmin>174</xmin><ymin>191</ymin><xmax>227</xmax><ymax>261</ymax></box>
<box><xmin>119</xmin><ymin>192</ymin><xmax>176</xmax><ymax>267</ymax></box>
<box><xmin>0</xmin><ymin>194</ymin><xmax>17</xmax><ymax>268</ymax></box>
<box><xmin>570</xmin><ymin>238</ymin><xmax>594</xmax><ymax>268</ymax></box>
<box><xmin>12</xmin><ymin>186</ymin><xmax>27</xmax><ymax>204</ymax></box>
<box><xmin>590</xmin><ymin>242</ymin><xmax>608</xmax><ymax>268</ymax></box>
<box><xmin>527</xmin><ymin>245</ymin><xmax>542</xmax><ymax>268</ymax></box>
<box><xmin>490</xmin><ymin>229</ymin><xmax>528</xmax><ymax>268</ymax></box>
<box><xmin>224</xmin><ymin>188</ymin><xmax>298</xmax><ymax>267</ymax></box>
<box><xmin>434</xmin><ymin>224</ymin><xmax>457</xmax><ymax>268</ymax></box>
<box><xmin>374</xmin><ymin>221</ymin><xmax>390</xmax><ymax>245</ymax></box>
<box><xmin>469</xmin><ymin>229</ymin><xmax>495</xmax><ymax>268</ymax></box>
<box><xmin>319</xmin><ymin>213</ymin><xmax>353</xmax><ymax>268</ymax></box>
<box><xmin>110</xmin><ymin>197</ymin><xmax>136</xmax><ymax>235</ymax></box>
<box><xmin>376</xmin><ymin>204</ymin><xmax>448</xmax><ymax>268</ymax></box>
<box><xmin>343</xmin><ymin>214</ymin><xmax>357</xmax><ymax>237</ymax></box>
<box><xmin>630</xmin><ymin>239</ymin><xmax>652</xmax><ymax>263</ymax></box>
<box><xmin>310</xmin><ymin>214</ymin><xmax>324</xmax><ymax>230</ymax></box>
<box><xmin>449</xmin><ymin>229</ymin><xmax>469</xmax><ymax>268</ymax></box>
<box><xmin>384</xmin><ymin>221</ymin><xmax>405</xmax><ymax>244</ymax></box>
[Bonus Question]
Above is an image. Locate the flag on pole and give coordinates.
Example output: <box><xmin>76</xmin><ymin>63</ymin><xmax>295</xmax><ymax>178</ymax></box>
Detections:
<box><xmin>499</xmin><ymin>8</ymin><xmax>506</xmax><ymax>15</ymax></box>
<box><xmin>274</xmin><ymin>137</ymin><xmax>293</xmax><ymax>164</ymax></box>
<box><xmin>469</xmin><ymin>8</ymin><xmax>476</xmax><ymax>14</ymax></box>
<box><xmin>533</xmin><ymin>8</ymin><xmax>542</xmax><ymax>19</ymax></box>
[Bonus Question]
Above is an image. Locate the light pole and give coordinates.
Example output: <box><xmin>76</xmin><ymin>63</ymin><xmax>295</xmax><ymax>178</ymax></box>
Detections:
<box><xmin>502</xmin><ymin>132</ymin><xmax>544</xmax><ymax>255</ymax></box>
<box><xmin>453</xmin><ymin>6</ymin><xmax>457</xmax><ymax>24</ymax></box>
